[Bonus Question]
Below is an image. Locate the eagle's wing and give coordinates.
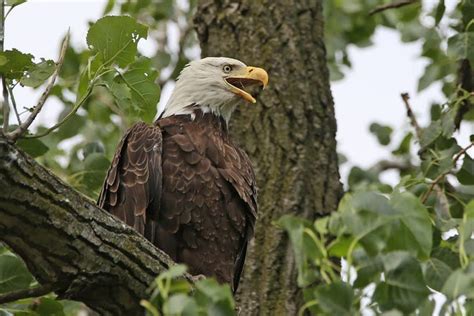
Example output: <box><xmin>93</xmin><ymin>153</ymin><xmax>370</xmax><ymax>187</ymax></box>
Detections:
<box><xmin>228</xmin><ymin>147</ymin><xmax>257</xmax><ymax>292</ymax></box>
<box><xmin>98</xmin><ymin>122</ymin><xmax>162</xmax><ymax>235</ymax></box>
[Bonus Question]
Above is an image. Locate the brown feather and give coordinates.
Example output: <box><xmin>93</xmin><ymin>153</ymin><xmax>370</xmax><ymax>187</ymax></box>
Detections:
<box><xmin>98</xmin><ymin>110</ymin><xmax>257</xmax><ymax>292</ymax></box>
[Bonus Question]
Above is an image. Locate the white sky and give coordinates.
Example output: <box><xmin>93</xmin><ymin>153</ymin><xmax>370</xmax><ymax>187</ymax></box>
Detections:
<box><xmin>5</xmin><ymin>0</ymin><xmax>473</xmax><ymax>184</ymax></box>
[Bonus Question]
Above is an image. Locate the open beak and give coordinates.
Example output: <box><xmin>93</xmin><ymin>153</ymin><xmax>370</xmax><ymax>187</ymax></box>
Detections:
<box><xmin>225</xmin><ymin>66</ymin><xmax>269</xmax><ymax>103</ymax></box>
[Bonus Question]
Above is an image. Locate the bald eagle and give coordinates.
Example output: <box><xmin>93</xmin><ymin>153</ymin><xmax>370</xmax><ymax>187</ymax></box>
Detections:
<box><xmin>98</xmin><ymin>57</ymin><xmax>268</xmax><ymax>291</ymax></box>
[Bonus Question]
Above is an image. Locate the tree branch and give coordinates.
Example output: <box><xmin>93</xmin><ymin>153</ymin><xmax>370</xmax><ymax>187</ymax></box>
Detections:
<box><xmin>6</xmin><ymin>81</ymin><xmax>21</xmax><ymax>125</ymax></box>
<box><xmin>421</xmin><ymin>141</ymin><xmax>474</xmax><ymax>203</ymax></box>
<box><xmin>0</xmin><ymin>0</ymin><xmax>8</xmax><ymax>135</ymax></box>
<box><xmin>400</xmin><ymin>93</ymin><xmax>422</xmax><ymax>139</ymax></box>
<box><xmin>370</xmin><ymin>159</ymin><xmax>414</xmax><ymax>173</ymax></box>
<box><xmin>2</xmin><ymin>76</ymin><xmax>9</xmax><ymax>132</ymax></box>
<box><xmin>0</xmin><ymin>139</ymin><xmax>191</xmax><ymax>315</ymax></box>
<box><xmin>5</xmin><ymin>32</ymin><xmax>69</xmax><ymax>141</ymax></box>
<box><xmin>0</xmin><ymin>283</ymin><xmax>56</xmax><ymax>304</ymax></box>
<box><xmin>369</xmin><ymin>0</ymin><xmax>419</xmax><ymax>16</ymax></box>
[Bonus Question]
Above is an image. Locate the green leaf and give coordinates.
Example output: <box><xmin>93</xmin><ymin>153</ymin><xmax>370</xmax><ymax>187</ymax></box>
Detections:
<box><xmin>369</xmin><ymin>123</ymin><xmax>393</xmax><ymax>146</ymax></box>
<box><xmin>457</xmin><ymin>154</ymin><xmax>474</xmax><ymax>185</ymax></box>
<box><xmin>424</xmin><ymin>258</ymin><xmax>453</xmax><ymax>291</ymax></box>
<box><xmin>158</xmin><ymin>264</ymin><xmax>187</xmax><ymax>281</ymax></box>
<box><xmin>420</xmin><ymin>120</ymin><xmax>442</xmax><ymax>148</ymax></box>
<box><xmin>392</xmin><ymin>132</ymin><xmax>413</xmax><ymax>156</ymax></box>
<box><xmin>70</xmin><ymin>153</ymin><xmax>110</xmax><ymax>195</ymax></box>
<box><xmin>83</xmin><ymin>141</ymin><xmax>105</xmax><ymax>158</ymax></box>
<box><xmin>339</xmin><ymin>192</ymin><xmax>431</xmax><ymax>258</ymax></box>
<box><xmin>16</xmin><ymin>138</ymin><xmax>49</xmax><ymax>158</ymax></box>
<box><xmin>432</xmin><ymin>247</ymin><xmax>461</xmax><ymax>270</ymax></box>
<box><xmin>20</xmin><ymin>59</ymin><xmax>55</xmax><ymax>88</ymax></box>
<box><xmin>434</xmin><ymin>0</ymin><xmax>445</xmax><ymax>26</ymax></box>
<box><xmin>76</xmin><ymin>54</ymin><xmax>102</xmax><ymax>100</ymax></box>
<box><xmin>314</xmin><ymin>282</ymin><xmax>353</xmax><ymax>316</ymax></box>
<box><xmin>461</xmin><ymin>1</ymin><xmax>474</xmax><ymax>28</ymax></box>
<box><xmin>162</xmin><ymin>293</ymin><xmax>197</xmax><ymax>316</ymax></box>
<box><xmin>0</xmin><ymin>253</ymin><xmax>34</xmax><ymax>293</ymax></box>
<box><xmin>447</xmin><ymin>32</ymin><xmax>474</xmax><ymax>65</ymax></box>
<box><xmin>6</xmin><ymin>0</ymin><xmax>27</xmax><ymax>7</ymax></box>
<box><xmin>102</xmin><ymin>0</ymin><xmax>116</xmax><ymax>15</ymax></box>
<box><xmin>328</xmin><ymin>235</ymin><xmax>353</xmax><ymax>257</ymax></box>
<box><xmin>347</xmin><ymin>166</ymin><xmax>379</xmax><ymax>189</ymax></box>
<box><xmin>83</xmin><ymin>152</ymin><xmax>109</xmax><ymax>171</ymax></box>
<box><xmin>194</xmin><ymin>279</ymin><xmax>235</xmax><ymax>314</ymax></box>
<box><xmin>418</xmin><ymin>298</ymin><xmax>436</xmax><ymax>316</ymax></box>
<box><xmin>0</xmin><ymin>49</ymin><xmax>33</xmax><ymax>79</ymax></box>
<box><xmin>36</xmin><ymin>298</ymin><xmax>65</xmax><ymax>316</ymax></box>
<box><xmin>114</xmin><ymin>57</ymin><xmax>160</xmax><ymax>122</ymax></box>
<box><xmin>86</xmin><ymin>15</ymin><xmax>148</xmax><ymax>68</ymax></box>
<box><xmin>441</xmin><ymin>269</ymin><xmax>474</xmax><ymax>300</ymax></box>
<box><xmin>389</xmin><ymin>192</ymin><xmax>432</xmax><ymax>258</ymax></box>
<box><xmin>354</xmin><ymin>255</ymin><xmax>383</xmax><ymax>288</ymax></box>
<box><xmin>154</xmin><ymin>51</ymin><xmax>171</xmax><ymax>70</ymax></box>
<box><xmin>338</xmin><ymin>192</ymin><xmax>394</xmax><ymax>255</ymax></box>
<box><xmin>418</xmin><ymin>62</ymin><xmax>442</xmax><ymax>92</ymax></box>
<box><xmin>54</xmin><ymin>112</ymin><xmax>87</xmax><ymax>140</ymax></box>
<box><xmin>277</xmin><ymin>215</ymin><xmax>320</xmax><ymax>286</ymax></box>
<box><xmin>373</xmin><ymin>252</ymin><xmax>430</xmax><ymax>313</ymax></box>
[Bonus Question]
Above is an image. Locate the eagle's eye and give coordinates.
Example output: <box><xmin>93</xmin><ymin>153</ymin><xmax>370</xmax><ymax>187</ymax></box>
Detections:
<box><xmin>223</xmin><ymin>65</ymin><xmax>232</xmax><ymax>73</ymax></box>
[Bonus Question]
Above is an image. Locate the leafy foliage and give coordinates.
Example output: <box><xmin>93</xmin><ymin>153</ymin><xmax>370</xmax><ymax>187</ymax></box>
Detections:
<box><xmin>0</xmin><ymin>0</ymin><xmax>473</xmax><ymax>315</ymax></box>
<box><xmin>278</xmin><ymin>2</ymin><xmax>474</xmax><ymax>314</ymax></box>
<box><xmin>141</xmin><ymin>265</ymin><xmax>235</xmax><ymax>316</ymax></box>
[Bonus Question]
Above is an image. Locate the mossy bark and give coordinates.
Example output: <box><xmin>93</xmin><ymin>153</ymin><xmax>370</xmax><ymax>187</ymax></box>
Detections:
<box><xmin>194</xmin><ymin>0</ymin><xmax>342</xmax><ymax>314</ymax></box>
<box><xmin>0</xmin><ymin>140</ymin><xmax>183</xmax><ymax>315</ymax></box>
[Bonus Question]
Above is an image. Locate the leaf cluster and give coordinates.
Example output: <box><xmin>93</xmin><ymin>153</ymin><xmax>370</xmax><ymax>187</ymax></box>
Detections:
<box><xmin>141</xmin><ymin>265</ymin><xmax>235</xmax><ymax>316</ymax></box>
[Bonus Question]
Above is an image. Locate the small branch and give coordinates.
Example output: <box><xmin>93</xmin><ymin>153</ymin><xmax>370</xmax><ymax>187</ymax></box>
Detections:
<box><xmin>369</xmin><ymin>0</ymin><xmax>419</xmax><ymax>16</ymax></box>
<box><xmin>6</xmin><ymin>81</ymin><xmax>21</xmax><ymax>125</ymax></box>
<box><xmin>2</xmin><ymin>77</ymin><xmax>9</xmax><ymax>132</ymax></box>
<box><xmin>421</xmin><ymin>141</ymin><xmax>474</xmax><ymax>203</ymax></box>
<box><xmin>399</xmin><ymin>92</ymin><xmax>449</xmax><ymax>205</ymax></box>
<box><xmin>400</xmin><ymin>93</ymin><xmax>422</xmax><ymax>139</ymax></box>
<box><xmin>25</xmin><ymin>82</ymin><xmax>93</xmax><ymax>139</ymax></box>
<box><xmin>370</xmin><ymin>159</ymin><xmax>414</xmax><ymax>173</ymax></box>
<box><xmin>0</xmin><ymin>0</ymin><xmax>7</xmax><ymax>135</ymax></box>
<box><xmin>5</xmin><ymin>32</ymin><xmax>69</xmax><ymax>141</ymax></box>
<box><xmin>0</xmin><ymin>283</ymin><xmax>56</xmax><ymax>304</ymax></box>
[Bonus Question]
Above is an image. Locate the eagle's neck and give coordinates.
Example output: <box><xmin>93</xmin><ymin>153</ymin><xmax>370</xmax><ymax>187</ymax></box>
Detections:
<box><xmin>160</xmin><ymin>80</ymin><xmax>240</xmax><ymax>124</ymax></box>
<box><xmin>157</xmin><ymin>109</ymin><xmax>229</xmax><ymax>135</ymax></box>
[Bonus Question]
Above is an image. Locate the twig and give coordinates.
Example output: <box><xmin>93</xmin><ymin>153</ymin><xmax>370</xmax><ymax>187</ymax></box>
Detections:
<box><xmin>399</xmin><ymin>92</ymin><xmax>447</xmax><ymax>204</ymax></box>
<box><xmin>25</xmin><ymin>84</ymin><xmax>92</xmax><ymax>139</ymax></box>
<box><xmin>369</xmin><ymin>0</ymin><xmax>419</xmax><ymax>16</ymax></box>
<box><xmin>400</xmin><ymin>93</ymin><xmax>422</xmax><ymax>139</ymax></box>
<box><xmin>0</xmin><ymin>283</ymin><xmax>55</xmax><ymax>304</ymax></box>
<box><xmin>2</xmin><ymin>77</ymin><xmax>9</xmax><ymax>132</ymax></box>
<box><xmin>6</xmin><ymin>81</ymin><xmax>21</xmax><ymax>125</ymax></box>
<box><xmin>421</xmin><ymin>141</ymin><xmax>474</xmax><ymax>203</ymax></box>
<box><xmin>6</xmin><ymin>32</ymin><xmax>69</xmax><ymax>141</ymax></box>
<box><xmin>0</xmin><ymin>0</ymin><xmax>7</xmax><ymax>135</ymax></box>
<box><xmin>370</xmin><ymin>159</ymin><xmax>414</xmax><ymax>173</ymax></box>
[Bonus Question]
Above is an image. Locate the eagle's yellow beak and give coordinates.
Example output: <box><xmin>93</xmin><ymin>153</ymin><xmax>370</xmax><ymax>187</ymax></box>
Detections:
<box><xmin>225</xmin><ymin>66</ymin><xmax>269</xmax><ymax>103</ymax></box>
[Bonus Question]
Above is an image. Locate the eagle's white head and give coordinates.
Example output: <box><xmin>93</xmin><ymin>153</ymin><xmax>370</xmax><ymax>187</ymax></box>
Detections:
<box><xmin>161</xmin><ymin>57</ymin><xmax>268</xmax><ymax>123</ymax></box>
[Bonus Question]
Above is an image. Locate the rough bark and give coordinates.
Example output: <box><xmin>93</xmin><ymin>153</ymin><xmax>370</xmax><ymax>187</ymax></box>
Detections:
<box><xmin>0</xmin><ymin>139</ymin><xmax>185</xmax><ymax>315</ymax></box>
<box><xmin>194</xmin><ymin>0</ymin><xmax>342</xmax><ymax>314</ymax></box>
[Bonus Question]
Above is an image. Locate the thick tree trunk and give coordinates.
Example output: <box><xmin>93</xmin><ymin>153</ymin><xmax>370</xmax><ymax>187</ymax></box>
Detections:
<box><xmin>194</xmin><ymin>0</ymin><xmax>342</xmax><ymax>314</ymax></box>
<box><xmin>0</xmin><ymin>140</ymin><xmax>185</xmax><ymax>315</ymax></box>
